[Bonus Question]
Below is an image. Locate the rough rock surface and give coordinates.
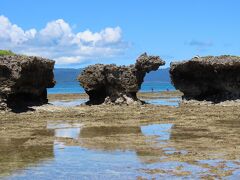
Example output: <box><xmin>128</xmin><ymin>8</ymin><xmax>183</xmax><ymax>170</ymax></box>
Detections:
<box><xmin>78</xmin><ymin>53</ymin><xmax>165</xmax><ymax>105</ymax></box>
<box><xmin>170</xmin><ymin>55</ymin><xmax>240</xmax><ymax>102</ymax></box>
<box><xmin>0</xmin><ymin>55</ymin><xmax>55</xmax><ymax>111</ymax></box>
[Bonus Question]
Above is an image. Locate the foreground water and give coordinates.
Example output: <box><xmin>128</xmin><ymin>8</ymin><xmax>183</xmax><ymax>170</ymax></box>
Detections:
<box><xmin>1</xmin><ymin>96</ymin><xmax>240</xmax><ymax>179</ymax></box>
<box><xmin>6</xmin><ymin>123</ymin><xmax>177</xmax><ymax>179</ymax></box>
<box><xmin>2</xmin><ymin>120</ymin><xmax>240</xmax><ymax>179</ymax></box>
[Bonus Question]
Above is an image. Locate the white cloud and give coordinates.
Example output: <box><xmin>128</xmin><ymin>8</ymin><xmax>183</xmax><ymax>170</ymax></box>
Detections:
<box><xmin>74</xmin><ymin>26</ymin><xmax>122</xmax><ymax>45</ymax></box>
<box><xmin>40</xmin><ymin>19</ymin><xmax>72</xmax><ymax>38</ymax></box>
<box><xmin>0</xmin><ymin>15</ymin><xmax>37</xmax><ymax>45</ymax></box>
<box><xmin>101</xmin><ymin>27</ymin><xmax>122</xmax><ymax>43</ymax></box>
<box><xmin>0</xmin><ymin>15</ymin><xmax>127</xmax><ymax>65</ymax></box>
<box><xmin>75</xmin><ymin>30</ymin><xmax>102</xmax><ymax>44</ymax></box>
<box><xmin>54</xmin><ymin>56</ymin><xmax>84</xmax><ymax>64</ymax></box>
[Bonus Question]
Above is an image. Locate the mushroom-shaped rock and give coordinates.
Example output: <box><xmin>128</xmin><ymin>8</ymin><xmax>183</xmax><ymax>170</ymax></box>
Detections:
<box><xmin>78</xmin><ymin>53</ymin><xmax>165</xmax><ymax>105</ymax></box>
<box><xmin>170</xmin><ymin>55</ymin><xmax>240</xmax><ymax>102</ymax></box>
<box><xmin>0</xmin><ymin>55</ymin><xmax>55</xmax><ymax>111</ymax></box>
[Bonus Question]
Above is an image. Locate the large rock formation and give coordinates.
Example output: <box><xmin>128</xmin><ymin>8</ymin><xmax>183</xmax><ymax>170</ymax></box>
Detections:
<box><xmin>0</xmin><ymin>55</ymin><xmax>55</xmax><ymax>111</ymax></box>
<box><xmin>78</xmin><ymin>53</ymin><xmax>165</xmax><ymax>105</ymax></box>
<box><xmin>170</xmin><ymin>55</ymin><xmax>240</xmax><ymax>102</ymax></box>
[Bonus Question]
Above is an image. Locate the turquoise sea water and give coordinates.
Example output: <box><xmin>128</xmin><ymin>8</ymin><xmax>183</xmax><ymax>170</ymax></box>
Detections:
<box><xmin>48</xmin><ymin>81</ymin><xmax>175</xmax><ymax>94</ymax></box>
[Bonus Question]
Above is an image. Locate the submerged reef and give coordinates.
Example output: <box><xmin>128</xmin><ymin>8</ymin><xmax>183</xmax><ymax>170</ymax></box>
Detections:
<box><xmin>78</xmin><ymin>53</ymin><xmax>165</xmax><ymax>105</ymax></box>
<box><xmin>170</xmin><ymin>55</ymin><xmax>240</xmax><ymax>102</ymax></box>
<box><xmin>0</xmin><ymin>55</ymin><xmax>55</xmax><ymax>111</ymax></box>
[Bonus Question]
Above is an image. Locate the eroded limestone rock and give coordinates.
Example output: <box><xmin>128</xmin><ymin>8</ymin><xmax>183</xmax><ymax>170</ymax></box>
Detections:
<box><xmin>0</xmin><ymin>55</ymin><xmax>55</xmax><ymax>111</ymax></box>
<box><xmin>78</xmin><ymin>53</ymin><xmax>165</xmax><ymax>105</ymax></box>
<box><xmin>170</xmin><ymin>55</ymin><xmax>240</xmax><ymax>102</ymax></box>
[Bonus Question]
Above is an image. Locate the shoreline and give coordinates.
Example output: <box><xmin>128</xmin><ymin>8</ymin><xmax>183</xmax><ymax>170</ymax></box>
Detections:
<box><xmin>1</xmin><ymin>91</ymin><xmax>240</xmax><ymax>178</ymax></box>
<box><xmin>48</xmin><ymin>90</ymin><xmax>183</xmax><ymax>101</ymax></box>
<box><xmin>47</xmin><ymin>91</ymin><xmax>240</xmax><ymax>106</ymax></box>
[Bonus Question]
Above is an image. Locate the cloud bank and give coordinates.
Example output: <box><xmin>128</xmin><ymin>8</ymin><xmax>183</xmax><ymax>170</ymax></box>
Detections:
<box><xmin>0</xmin><ymin>15</ymin><xmax>127</xmax><ymax>65</ymax></box>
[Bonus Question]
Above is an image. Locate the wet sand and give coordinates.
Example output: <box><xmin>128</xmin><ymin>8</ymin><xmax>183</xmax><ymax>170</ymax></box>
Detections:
<box><xmin>0</xmin><ymin>91</ymin><xmax>240</xmax><ymax>179</ymax></box>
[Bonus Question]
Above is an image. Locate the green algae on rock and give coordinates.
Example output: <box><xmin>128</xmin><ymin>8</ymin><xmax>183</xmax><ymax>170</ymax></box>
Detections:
<box><xmin>0</xmin><ymin>50</ymin><xmax>15</xmax><ymax>56</ymax></box>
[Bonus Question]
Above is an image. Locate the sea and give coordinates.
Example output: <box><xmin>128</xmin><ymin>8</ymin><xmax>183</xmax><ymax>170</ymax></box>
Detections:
<box><xmin>48</xmin><ymin>81</ymin><xmax>175</xmax><ymax>94</ymax></box>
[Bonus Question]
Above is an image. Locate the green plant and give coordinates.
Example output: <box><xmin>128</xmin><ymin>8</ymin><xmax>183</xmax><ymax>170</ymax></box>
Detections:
<box><xmin>0</xmin><ymin>50</ymin><xmax>15</xmax><ymax>56</ymax></box>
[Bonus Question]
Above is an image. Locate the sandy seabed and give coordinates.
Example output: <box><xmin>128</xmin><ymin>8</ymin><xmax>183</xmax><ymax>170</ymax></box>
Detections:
<box><xmin>0</xmin><ymin>91</ymin><xmax>240</xmax><ymax>179</ymax></box>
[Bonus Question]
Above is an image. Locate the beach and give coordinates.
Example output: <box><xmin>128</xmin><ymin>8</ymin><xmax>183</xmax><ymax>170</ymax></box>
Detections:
<box><xmin>1</xmin><ymin>91</ymin><xmax>240</xmax><ymax>179</ymax></box>
<box><xmin>2</xmin><ymin>1</ymin><xmax>240</xmax><ymax>179</ymax></box>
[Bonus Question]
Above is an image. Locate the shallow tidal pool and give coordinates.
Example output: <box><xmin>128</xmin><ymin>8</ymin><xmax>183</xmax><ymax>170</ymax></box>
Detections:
<box><xmin>1</xmin><ymin>119</ymin><xmax>240</xmax><ymax>179</ymax></box>
<box><xmin>49</xmin><ymin>97</ymin><xmax>180</xmax><ymax>107</ymax></box>
<box><xmin>1</xmin><ymin>96</ymin><xmax>240</xmax><ymax>179</ymax></box>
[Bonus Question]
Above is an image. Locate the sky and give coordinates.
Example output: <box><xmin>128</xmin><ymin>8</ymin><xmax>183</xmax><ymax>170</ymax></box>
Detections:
<box><xmin>1</xmin><ymin>0</ymin><xmax>240</xmax><ymax>68</ymax></box>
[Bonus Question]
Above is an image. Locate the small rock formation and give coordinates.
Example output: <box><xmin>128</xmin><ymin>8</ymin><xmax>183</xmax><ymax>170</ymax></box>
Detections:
<box><xmin>170</xmin><ymin>55</ymin><xmax>240</xmax><ymax>102</ymax></box>
<box><xmin>78</xmin><ymin>53</ymin><xmax>165</xmax><ymax>105</ymax></box>
<box><xmin>0</xmin><ymin>55</ymin><xmax>55</xmax><ymax>111</ymax></box>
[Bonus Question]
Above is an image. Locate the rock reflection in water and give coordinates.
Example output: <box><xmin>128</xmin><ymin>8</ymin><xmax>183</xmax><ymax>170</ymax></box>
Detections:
<box><xmin>4</xmin><ymin>117</ymin><xmax>240</xmax><ymax>179</ymax></box>
<box><xmin>53</xmin><ymin>120</ymin><xmax>240</xmax><ymax>178</ymax></box>
<box><xmin>78</xmin><ymin>126</ymin><xmax>144</xmax><ymax>151</ymax></box>
<box><xmin>0</xmin><ymin>129</ymin><xmax>54</xmax><ymax>177</ymax></box>
<box><xmin>58</xmin><ymin>124</ymin><xmax>173</xmax><ymax>165</ymax></box>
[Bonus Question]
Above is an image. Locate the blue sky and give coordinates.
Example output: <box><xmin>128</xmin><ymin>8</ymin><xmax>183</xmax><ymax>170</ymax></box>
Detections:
<box><xmin>1</xmin><ymin>0</ymin><xmax>240</xmax><ymax>68</ymax></box>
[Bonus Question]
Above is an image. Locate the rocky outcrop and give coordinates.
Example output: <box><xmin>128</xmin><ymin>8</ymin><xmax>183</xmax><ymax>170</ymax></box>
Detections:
<box><xmin>0</xmin><ymin>55</ymin><xmax>55</xmax><ymax>111</ymax></box>
<box><xmin>78</xmin><ymin>53</ymin><xmax>165</xmax><ymax>105</ymax></box>
<box><xmin>170</xmin><ymin>55</ymin><xmax>240</xmax><ymax>102</ymax></box>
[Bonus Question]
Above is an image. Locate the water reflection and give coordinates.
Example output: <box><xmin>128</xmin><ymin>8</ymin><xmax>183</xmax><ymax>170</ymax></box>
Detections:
<box><xmin>51</xmin><ymin>121</ymin><xmax>240</xmax><ymax>178</ymax></box>
<box><xmin>141</xmin><ymin>124</ymin><xmax>173</xmax><ymax>141</ymax></box>
<box><xmin>47</xmin><ymin>121</ymin><xmax>83</xmax><ymax>139</ymax></box>
<box><xmin>145</xmin><ymin>98</ymin><xmax>180</xmax><ymax>106</ymax></box>
<box><xmin>3</xmin><ymin>118</ymin><xmax>240</xmax><ymax>179</ymax></box>
<box><xmin>50</xmin><ymin>99</ymin><xmax>87</xmax><ymax>107</ymax></box>
<box><xmin>0</xmin><ymin>129</ymin><xmax>54</xmax><ymax>177</ymax></box>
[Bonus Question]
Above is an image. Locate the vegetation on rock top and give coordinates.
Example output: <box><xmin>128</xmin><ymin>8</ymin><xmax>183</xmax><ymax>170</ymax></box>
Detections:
<box><xmin>0</xmin><ymin>50</ymin><xmax>15</xmax><ymax>56</ymax></box>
